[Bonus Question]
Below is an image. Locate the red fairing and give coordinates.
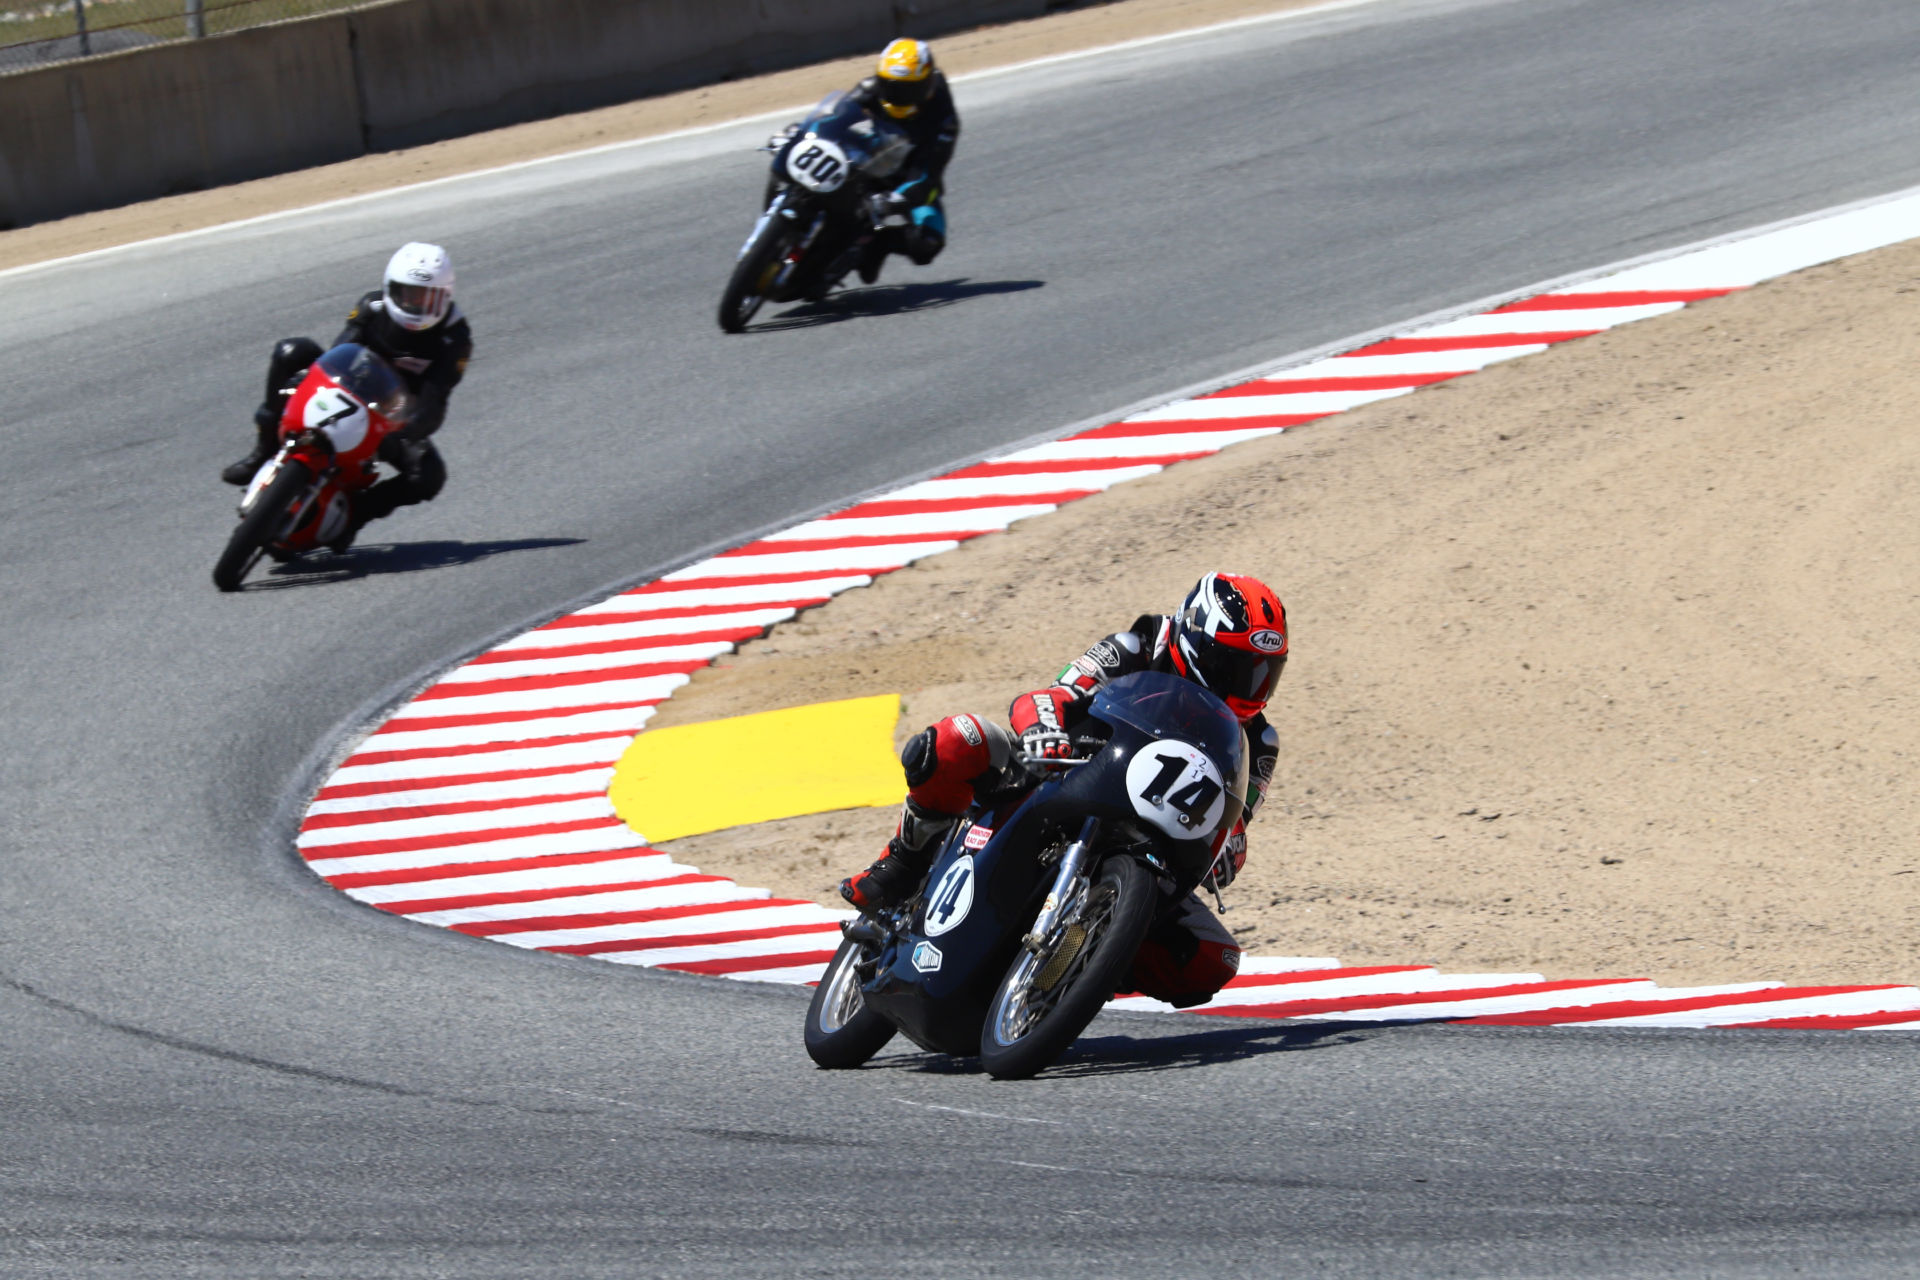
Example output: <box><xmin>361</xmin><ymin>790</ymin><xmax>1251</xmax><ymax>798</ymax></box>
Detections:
<box><xmin>264</xmin><ymin>352</ymin><xmax>411</xmax><ymax>553</ymax></box>
<box><xmin>905</xmin><ymin>714</ymin><xmax>998</xmax><ymax>816</ymax></box>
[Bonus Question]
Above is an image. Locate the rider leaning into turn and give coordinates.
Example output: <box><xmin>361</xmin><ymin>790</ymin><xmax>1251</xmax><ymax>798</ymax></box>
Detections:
<box><xmin>772</xmin><ymin>38</ymin><xmax>959</xmax><ymax>285</ymax></box>
<box><xmin>220</xmin><ymin>242</ymin><xmax>472</xmax><ymax>542</ymax></box>
<box><xmin>841</xmin><ymin>572</ymin><xmax>1288</xmax><ymax>1009</ymax></box>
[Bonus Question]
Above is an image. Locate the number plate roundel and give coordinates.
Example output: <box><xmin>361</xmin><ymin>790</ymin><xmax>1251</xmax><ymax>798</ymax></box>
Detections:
<box><xmin>1126</xmin><ymin>740</ymin><xmax>1228</xmax><ymax>841</ymax></box>
<box><xmin>304</xmin><ymin>386</ymin><xmax>369</xmax><ymax>454</ymax></box>
<box><xmin>787</xmin><ymin>136</ymin><xmax>851</xmax><ymax>192</ymax></box>
<box><xmin>922</xmin><ymin>855</ymin><xmax>976</xmax><ymax>937</ymax></box>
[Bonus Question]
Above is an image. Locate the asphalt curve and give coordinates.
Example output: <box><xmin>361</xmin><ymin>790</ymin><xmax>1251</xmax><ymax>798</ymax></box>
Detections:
<box><xmin>5</xmin><ymin>0</ymin><xmax>1920</xmax><ymax>1274</ymax></box>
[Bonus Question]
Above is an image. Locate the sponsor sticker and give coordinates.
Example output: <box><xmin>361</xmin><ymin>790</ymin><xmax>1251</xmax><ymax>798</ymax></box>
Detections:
<box><xmin>911</xmin><ymin>940</ymin><xmax>943</xmax><ymax>973</ymax></box>
<box><xmin>954</xmin><ymin>714</ymin><xmax>983</xmax><ymax>747</ymax></box>
<box><xmin>963</xmin><ymin>824</ymin><xmax>992</xmax><ymax>850</ymax></box>
<box><xmin>1250</xmin><ymin>629</ymin><xmax>1286</xmax><ymax>653</ymax></box>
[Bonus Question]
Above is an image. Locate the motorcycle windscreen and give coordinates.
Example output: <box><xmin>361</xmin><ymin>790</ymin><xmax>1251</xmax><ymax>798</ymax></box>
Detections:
<box><xmin>796</xmin><ymin>94</ymin><xmax>908</xmax><ymax>177</ymax></box>
<box><xmin>315</xmin><ymin>343</ymin><xmax>414</xmax><ymax>425</ymax></box>
<box><xmin>1086</xmin><ymin>671</ymin><xmax>1249</xmax><ymax>847</ymax></box>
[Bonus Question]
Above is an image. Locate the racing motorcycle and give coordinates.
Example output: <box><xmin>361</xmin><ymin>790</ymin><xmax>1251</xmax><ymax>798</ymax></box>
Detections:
<box><xmin>804</xmin><ymin>672</ymin><xmax>1249</xmax><ymax>1079</ymax></box>
<box><xmin>211</xmin><ymin>343</ymin><xmax>414</xmax><ymax>592</ymax></box>
<box><xmin>718</xmin><ymin>91</ymin><xmax>915</xmax><ymax>333</ymax></box>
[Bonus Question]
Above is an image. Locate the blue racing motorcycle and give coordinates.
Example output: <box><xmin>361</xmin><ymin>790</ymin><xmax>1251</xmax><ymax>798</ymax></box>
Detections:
<box><xmin>803</xmin><ymin>672</ymin><xmax>1248</xmax><ymax>1079</ymax></box>
<box><xmin>718</xmin><ymin>91</ymin><xmax>915</xmax><ymax>333</ymax></box>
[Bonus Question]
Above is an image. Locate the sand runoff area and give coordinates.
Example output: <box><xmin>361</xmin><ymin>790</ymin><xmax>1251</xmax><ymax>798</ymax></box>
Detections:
<box><xmin>655</xmin><ymin>235</ymin><xmax>1920</xmax><ymax>991</ymax></box>
<box><xmin>20</xmin><ymin>0</ymin><xmax>1917</xmax><ymax>991</ymax></box>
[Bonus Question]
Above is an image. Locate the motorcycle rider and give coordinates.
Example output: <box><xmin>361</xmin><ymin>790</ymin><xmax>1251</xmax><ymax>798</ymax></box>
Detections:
<box><xmin>219</xmin><ymin>242</ymin><xmax>472</xmax><ymax>543</ymax></box>
<box><xmin>769</xmin><ymin>38</ymin><xmax>959</xmax><ymax>286</ymax></box>
<box><xmin>840</xmin><ymin>572</ymin><xmax>1288</xmax><ymax>1008</ymax></box>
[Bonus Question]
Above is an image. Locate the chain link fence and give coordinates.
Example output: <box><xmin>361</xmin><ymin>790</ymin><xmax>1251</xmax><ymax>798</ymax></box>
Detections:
<box><xmin>1</xmin><ymin>0</ymin><xmax>370</xmax><ymax>73</ymax></box>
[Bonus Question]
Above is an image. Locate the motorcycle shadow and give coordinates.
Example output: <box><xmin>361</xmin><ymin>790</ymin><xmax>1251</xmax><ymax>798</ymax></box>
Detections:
<box><xmin>755</xmin><ymin>277</ymin><xmax>1044</xmax><ymax>330</ymax></box>
<box><xmin>868</xmin><ymin>1018</ymin><xmax>1381</xmax><ymax>1078</ymax></box>
<box><xmin>246</xmin><ymin>536</ymin><xmax>585</xmax><ymax>589</ymax></box>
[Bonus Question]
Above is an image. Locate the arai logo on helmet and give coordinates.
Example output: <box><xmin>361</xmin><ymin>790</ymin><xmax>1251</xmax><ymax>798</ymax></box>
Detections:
<box><xmin>1249</xmin><ymin>629</ymin><xmax>1285</xmax><ymax>653</ymax></box>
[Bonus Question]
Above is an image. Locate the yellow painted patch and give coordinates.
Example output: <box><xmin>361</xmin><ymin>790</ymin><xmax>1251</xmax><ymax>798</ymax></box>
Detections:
<box><xmin>609</xmin><ymin>695</ymin><xmax>904</xmax><ymax>842</ymax></box>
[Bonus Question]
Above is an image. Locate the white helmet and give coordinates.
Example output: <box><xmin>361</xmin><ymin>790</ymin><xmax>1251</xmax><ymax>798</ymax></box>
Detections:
<box><xmin>383</xmin><ymin>242</ymin><xmax>455</xmax><ymax>331</ymax></box>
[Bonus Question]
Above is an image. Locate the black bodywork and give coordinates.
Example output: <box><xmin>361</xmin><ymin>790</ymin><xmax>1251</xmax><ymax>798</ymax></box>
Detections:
<box><xmin>858</xmin><ymin>672</ymin><xmax>1247</xmax><ymax>1056</ymax></box>
<box><xmin>752</xmin><ymin>93</ymin><xmax>912</xmax><ymax>302</ymax></box>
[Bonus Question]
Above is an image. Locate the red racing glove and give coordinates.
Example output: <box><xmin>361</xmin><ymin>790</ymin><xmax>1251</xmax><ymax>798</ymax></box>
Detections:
<box><xmin>1009</xmin><ymin>688</ymin><xmax>1075</xmax><ymax>760</ymax></box>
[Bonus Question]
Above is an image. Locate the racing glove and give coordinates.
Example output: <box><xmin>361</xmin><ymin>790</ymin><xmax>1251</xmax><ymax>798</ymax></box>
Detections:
<box><xmin>1009</xmin><ymin>688</ymin><xmax>1075</xmax><ymax>760</ymax></box>
<box><xmin>1208</xmin><ymin>821</ymin><xmax>1248</xmax><ymax>891</ymax></box>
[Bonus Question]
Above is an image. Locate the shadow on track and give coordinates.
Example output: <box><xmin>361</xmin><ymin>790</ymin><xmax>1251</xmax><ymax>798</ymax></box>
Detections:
<box><xmin>753</xmin><ymin>277</ymin><xmax>1044</xmax><ymax>331</ymax></box>
<box><xmin>857</xmin><ymin>1019</ymin><xmax>1380</xmax><ymax>1078</ymax></box>
<box><xmin>244</xmin><ymin>536</ymin><xmax>585</xmax><ymax>590</ymax></box>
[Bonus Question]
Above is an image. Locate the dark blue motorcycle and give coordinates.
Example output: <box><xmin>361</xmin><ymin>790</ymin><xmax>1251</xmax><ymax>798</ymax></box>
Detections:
<box><xmin>804</xmin><ymin>672</ymin><xmax>1248</xmax><ymax>1079</ymax></box>
<box><xmin>718</xmin><ymin>91</ymin><xmax>914</xmax><ymax>333</ymax></box>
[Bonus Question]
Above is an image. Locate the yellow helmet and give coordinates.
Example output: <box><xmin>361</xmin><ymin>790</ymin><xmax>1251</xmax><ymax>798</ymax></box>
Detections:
<box><xmin>875</xmin><ymin>38</ymin><xmax>936</xmax><ymax>119</ymax></box>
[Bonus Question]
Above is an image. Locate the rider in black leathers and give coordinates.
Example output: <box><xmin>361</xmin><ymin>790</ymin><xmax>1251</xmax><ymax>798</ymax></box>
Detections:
<box><xmin>841</xmin><ymin>573</ymin><xmax>1290</xmax><ymax>1008</ymax></box>
<box><xmin>220</xmin><ymin>242</ymin><xmax>471</xmax><ymax>542</ymax></box>
<box><xmin>769</xmin><ymin>38</ymin><xmax>960</xmax><ymax>286</ymax></box>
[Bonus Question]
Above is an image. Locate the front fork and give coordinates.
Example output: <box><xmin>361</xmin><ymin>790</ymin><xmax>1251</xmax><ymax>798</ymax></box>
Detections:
<box><xmin>1022</xmin><ymin>817</ymin><xmax>1101</xmax><ymax>952</ymax></box>
<box><xmin>238</xmin><ymin>440</ymin><xmax>331</xmax><ymax>540</ymax></box>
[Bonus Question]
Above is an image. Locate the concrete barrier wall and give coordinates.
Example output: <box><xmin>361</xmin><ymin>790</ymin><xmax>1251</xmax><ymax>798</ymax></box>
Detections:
<box><xmin>352</xmin><ymin>0</ymin><xmax>898</xmax><ymax>151</ymax></box>
<box><xmin>0</xmin><ymin>16</ymin><xmax>362</xmax><ymax>228</ymax></box>
<box><xmin>0</xmin><ymin>0</ymin><xmax>1044</xmax><ymax>228</ymax></box>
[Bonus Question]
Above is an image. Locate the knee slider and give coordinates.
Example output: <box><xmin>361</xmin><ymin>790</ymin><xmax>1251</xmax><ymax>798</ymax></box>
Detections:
<box><xmin>900</xmin><ymin>726</ymin><xmax>939</xmax><ymax>789</ymax></box>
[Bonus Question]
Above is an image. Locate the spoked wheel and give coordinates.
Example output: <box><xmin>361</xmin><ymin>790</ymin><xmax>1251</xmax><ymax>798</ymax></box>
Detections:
<box><xmin>718</xmin><ymin>217</ymin><xmax>796</xmax><ymax>333</ymax></box>
<box><xmin>212</xmin><ymin>461</ymin><xmax>311</xmax><ymax>593</ymax></box>
<box><xmin>979</xmin><ymin>856</ymin><xmax>1156</xmax><ymax>1080</ymax></box>
<box><xmin>803</xmin><ymin>934</ymin><xmax>896</xmax><ymax>1068</ymax></box>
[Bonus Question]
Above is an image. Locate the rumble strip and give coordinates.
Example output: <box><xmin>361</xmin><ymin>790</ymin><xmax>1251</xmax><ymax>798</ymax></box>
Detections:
<box><xmin>297</xmin><ymin>187</ymin><xmax>1920</xmax><ymax>1032</ymax></box>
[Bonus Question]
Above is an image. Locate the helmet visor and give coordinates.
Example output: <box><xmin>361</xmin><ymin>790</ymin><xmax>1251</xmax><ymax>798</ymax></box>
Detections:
<box><xmin>1179</xmin><ymin>630</ymin><xmax>1284</xmax><ymax>711</ymax></box>
<box><xmin>878</xmin><ymin>76</ymin><xmax>933</xmax><ymax>112</ymax></box>
<box><xmin>388</xmin><ymin>282</ymin><xmax>448</xmax><ymax>322</ymax></box>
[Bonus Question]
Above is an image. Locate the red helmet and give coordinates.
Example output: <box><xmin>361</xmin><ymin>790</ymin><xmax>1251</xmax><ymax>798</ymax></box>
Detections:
<box><xmin>1167</xmin><ymin>572</ymin><xmax>1288</xmax><ymax>722</ymax></box>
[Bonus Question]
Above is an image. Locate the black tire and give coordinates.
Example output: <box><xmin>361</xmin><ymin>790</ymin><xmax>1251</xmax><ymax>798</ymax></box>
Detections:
<box><xmin>718</xmin><ymin>214</ymin><xmax>794</xmax><ymax>333</ymax></box>
<box><xmin>979</xmin><ymin>856</ymin><xmax>1157</xmax><ymax>1080</ymax></box>
<box><xmin>213</xmin><ymin>460</ymin><xmax>311</xmax><ymax>592</ymax></box>
<box><xmin>803</xmin><ymin>935</ymin><xmax>896</xmax><ymax>1068</ymax></box>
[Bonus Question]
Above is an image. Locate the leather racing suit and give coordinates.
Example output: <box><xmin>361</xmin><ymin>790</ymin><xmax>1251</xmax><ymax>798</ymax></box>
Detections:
<box><xmin>864</xmin><ymin>615</ymin><xmax>1281</xmax><ymax>1008</ymax></box>
<box><xmin>236</xmin><ymin>292</ymin><xmax>472</xmax><ymax>526</ymax></box>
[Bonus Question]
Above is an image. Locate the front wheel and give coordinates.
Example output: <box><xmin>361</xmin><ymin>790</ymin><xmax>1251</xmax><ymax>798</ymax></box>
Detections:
<box><xmin>803</xmin><ymin>935</ymin><xmax>896</xmax><ymax>1068</ymax></box>
<box><xmin>213</xmin><ymin>460</ymin><xmax>311</xmax><ymax>592</ymax></box>
<box><xmin>718</xmin><ymin>212</ymin><xmax>795</xmax><ymax>333</ymax></box>
<box><xmin>979</xmin><ymin>856</ymin><xmax>1157</xmax><ymax>1080</ymax></box>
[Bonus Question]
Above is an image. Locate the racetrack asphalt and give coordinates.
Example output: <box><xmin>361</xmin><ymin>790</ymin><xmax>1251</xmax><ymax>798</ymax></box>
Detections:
<box><xmin>5</xmin><ymin>0</ymin><xmax>1920</xmax><ymax>1273</ymax></box>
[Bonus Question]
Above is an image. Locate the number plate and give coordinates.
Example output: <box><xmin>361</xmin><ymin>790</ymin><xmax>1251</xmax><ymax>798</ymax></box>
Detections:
<box><xmin>786</xmin><ymin>136</ymin><xmax>851</xmax><ymax>192</ymax></box>
<box><xmin>1126</xmin><ymin>740</ymin><xmax>1228</xmax><ymax>840</ymax></box>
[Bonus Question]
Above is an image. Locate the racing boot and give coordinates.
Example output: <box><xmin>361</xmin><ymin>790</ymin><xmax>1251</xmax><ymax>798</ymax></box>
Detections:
<box><xmin>855</xmin><ymin>238</ymin><xmax>887</xmax><ymax>286</ymax></box>
<box><xmin>219</xmin><ymin>406</ymin><xmax>280</xmax><ymax>486</ymax></box>
<box><xmin>839</xmin><ymin>836</ymin><xmax>932</xmax><ymax>915</ymax></box>
<box><xmin>839</xmin><ymin>799</ymin><xmax>950</xmax><ymax>914</ymax></box>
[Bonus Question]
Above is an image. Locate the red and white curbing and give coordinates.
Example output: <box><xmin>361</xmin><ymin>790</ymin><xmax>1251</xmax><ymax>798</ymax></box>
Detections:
<box><xmin>300</xmin><ymin>189</ymin><xmax>1920</xmax><ymax>1031</ymax></box>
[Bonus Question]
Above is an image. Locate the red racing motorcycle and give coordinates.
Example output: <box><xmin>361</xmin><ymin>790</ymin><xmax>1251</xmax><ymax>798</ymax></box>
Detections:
<box><xmin>212</xmin><ymin>343</ymin><xmax>413</xmax><ymax>592</ymax></box>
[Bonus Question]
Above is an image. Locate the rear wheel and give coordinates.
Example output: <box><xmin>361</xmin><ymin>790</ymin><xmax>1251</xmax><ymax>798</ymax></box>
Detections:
<box><xmin>213</xmin><ymin>461</ymin><xmax>311</xmax><ymax>592</ymax></box>
<box><xmin>979</xmin><ymin>856</ymin><xmax>1156</xmax><ymax>1080</ymax></box>
<box><xmin>718</xmin><ymin>214</ymin><xmax>796</xmax><ymax>333</ymax></box>
<box><xmin>804</xmin><ymin>935</ymin><xmax>896</xmax><ymax>1068</ymax></box>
